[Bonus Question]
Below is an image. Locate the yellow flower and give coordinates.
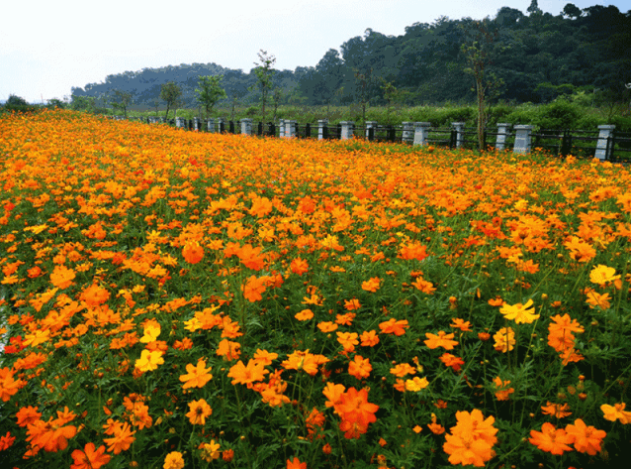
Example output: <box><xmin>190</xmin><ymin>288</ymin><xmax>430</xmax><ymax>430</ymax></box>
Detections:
<box><xmin>163</xmin><ymin>451</ymin><xmax>184</xmax><ymax>469</ymax></box>
<box><xmin>140</xmin><ymin>322</ymin><xmax>161</xmax><ymax>343</ymax></box>
<box><xmin>589</xmin><ymin>265</ymin><xmax>620</xmax><ymax>286</ymax></box>
<box><xmin>499</xmin><ymin>299</ymin><xmax>539</xmax><ymax>324</ymax></box>
<box><xmin>134</xmin><ymin>350</ymin><xmax>164</xmax><ymax>372</ymax></box>
<box><xmin>405</xmin><ymin>377</ymin><xmax>429</xmax><ymax>392</ymax></box>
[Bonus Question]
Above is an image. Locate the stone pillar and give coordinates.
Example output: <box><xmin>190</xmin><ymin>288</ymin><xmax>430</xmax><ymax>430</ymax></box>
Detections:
<box><xmin>402</xmin><ymin>122</ymin><xmax>415</xmax><ymax>144</ymax></box>
<box><xmin>318</xmin><ymin>119</ymin><xmax>329</xmax><ymax>140</ymax></box>
<box><xmin>366</xmin><ymin>121</ymin><xmax>378</xmax><ymax>140</ymax></box>
<box><xmin>284</xmin><ymin>120</ymin><xmax>296</xmax><ymax>138</ymax></box>
<box><xmin>495</xmin><ymin>123</ymin><xmax>511</xmax><ymax>151</ymax></box>
<box><xmin>240</xmin><ymin>118</ymin><xmax>253</xmax><ymax>136</ymax></box>
<box><xmin>217</xmin><ymin>118</ymin><xmax>225</xmax><ymax>133</ymax></box>
<box><xmin>413</xmin><ymin>122</ymin><xmax>432</xmax><ymax>146</ymax></box>
<box><xmin>513</xmin><ymin>125</ymin><xmax>533</xmax><ymax>154</ymax></box>
<box><xmin>279</xmin><ymin>119</ymin><xmax>285</xmax><ymax>138</ymax></box>
<box><xmin>452</xmin><ymin>122</ymin><xmax>465</xmax><ymax>148</ymax></box>
<box><xmin>340</xmin><ymin>121</ymin><xmax>355</xmax><ymax>140</ymax></box>
<box><xmin>160</xmin><ymin>117</ymin><xmax>165</xmax><ymax>124</ymax></box>
<box><xmin>595</xmin><ymin>125</ymin><xmax>615</xmax><ymax>161</ymax></box>
<box><xmin>175</xmin><ymin>117</ymin><xmax>185</xmax><ymax>129</ymax></box>
<box><xmin>193</xmin><ymin>117</ymin><xmax>200</xmax><ymax>131</ymax></box>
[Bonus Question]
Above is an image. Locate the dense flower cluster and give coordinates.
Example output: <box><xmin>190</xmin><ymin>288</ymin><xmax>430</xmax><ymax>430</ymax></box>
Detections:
<box><xmin>0</xmin><ymin>110</ymin><xmax>630</xmax><ymax>468</ymax></box>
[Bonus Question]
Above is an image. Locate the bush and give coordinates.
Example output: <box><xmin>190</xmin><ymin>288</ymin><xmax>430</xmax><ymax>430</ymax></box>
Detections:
<box><xmin>534</xmin><ymin>99</ymin><xmax>582</xmax><ymax>130</ymax></box>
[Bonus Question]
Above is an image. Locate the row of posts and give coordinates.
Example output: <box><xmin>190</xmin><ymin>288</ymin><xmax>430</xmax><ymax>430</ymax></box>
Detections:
<box><xmin>142</xmin><ymin>116</ymin><xmax>616</xmax><ymax>160</ymax></box>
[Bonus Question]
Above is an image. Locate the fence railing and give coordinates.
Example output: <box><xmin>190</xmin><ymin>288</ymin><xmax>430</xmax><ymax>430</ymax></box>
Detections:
<box><xmin>107</xmin><ymin>116</ymin><xmax>631</xmax><ymax>162</ymax></box>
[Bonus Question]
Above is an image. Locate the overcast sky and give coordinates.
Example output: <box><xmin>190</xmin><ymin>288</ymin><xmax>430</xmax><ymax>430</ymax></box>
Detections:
<box><xmin>1</xmin><ymin>0</ymin><xmax>626</xmax><ymax>103</ymax></box>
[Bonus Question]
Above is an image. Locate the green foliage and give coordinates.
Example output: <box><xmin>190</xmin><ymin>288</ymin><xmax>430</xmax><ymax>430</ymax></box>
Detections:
<box><xmin>2</xmin><ymin>94</ymin><xmax>38</xmax><ymax>114</ymax></box>
<box><xmin>160</xmin><ymin>82</ymin><xmax>182</xmax><ymax>121</ymax></box>
<box><xmin>195</xmin><ymin>75</ymin><xmax>227</xmax><ymax>118</ymax></box>
<box><xmin>109</xmin><ymin>90</ymin><xmax>133</xmax><ymax>117</ymax></box>
<box><xmin>251</xmin><ymin>50</ymin><xmax>276</xmax><ymax>123</ymax></box>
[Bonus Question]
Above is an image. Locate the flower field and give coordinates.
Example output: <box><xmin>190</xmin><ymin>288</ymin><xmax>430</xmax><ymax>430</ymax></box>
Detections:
<box><xmin>1</xmin><ymin>109</ymin><xmax>631</xmax><ymax>469</ymax></box>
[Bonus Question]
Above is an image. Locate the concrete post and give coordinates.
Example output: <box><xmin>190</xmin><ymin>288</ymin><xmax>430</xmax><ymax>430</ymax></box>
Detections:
<box><xmin>402</xmin><ymin>122</ymin><xmax>415</xmax><ymax>144</ymax></box>
<box><xmin>284</xmin><ymin>120</ymin><xmax>296</xmax><ymax>138</ymax></box>
<box><xmin>192</xmin><ymin>117</ymin><xmax>199</xmax><ymax>131</ymax></box>
<box><xmin>595</xmin><ymin>125</ymin><xmax>615</xmax><ymax>160</ymax></box>
<box><xmin>175</xmin><ymin>117</ymin><xmax>185</xmax><ymax>129</ymax></box>
<box><xmin>366</xmin><ymin>121</ymin><xmax>378</xmax><ymax>140</ymax></box>
<box><xmin>318</xmin><ymin>119</ymin><xmax>328</xmax><ymax>140</ymax></box>
<box><xmin>279</xmin><ymin>119</ymin><xmax>285</xmax><ymax>138</ymax></box>
<box><xmin>207</xmin><ymin>118</ymin><xmax>215</xmax><ymax>132</ymax></box>
<box><xmin>240</xmin><ymin>118</ymin><xmax>253</xmax><ymax>136</ymax></box>
<box><xmin>340</xmin><ymin>121</ymin><xmax>355</xmax><ymax>140</ymax></box>
<box><xmin>452</xmin><ymin>122</ymin><xmax>465</xmax><ymax>147</ymax></box>
<box><xmin>495</xmin><ymin>123</ymin><xmax>511</xmax><ymax>151</ymax></box>
<box><xmin>413</xmin><ymin>122</ymin><xmax>432</xmax><ymax>146</ymax></box>
<box><xmin>513</xmin><ymin>125</ymin><xmax>533</xmax><ymax>154</ymax></box>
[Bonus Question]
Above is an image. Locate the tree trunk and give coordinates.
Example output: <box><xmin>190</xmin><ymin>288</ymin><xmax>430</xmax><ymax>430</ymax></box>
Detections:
<box><xmin>477</xmin><ymin>78</ymin><xmax>485</xmax><ymax>152</ymax></box>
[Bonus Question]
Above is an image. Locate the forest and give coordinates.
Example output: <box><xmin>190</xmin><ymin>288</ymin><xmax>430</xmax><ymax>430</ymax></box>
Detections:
<box><xmin>67</xmin><ymin>3</ymin><xmax>630</xmax><ymax>111</ymax></box>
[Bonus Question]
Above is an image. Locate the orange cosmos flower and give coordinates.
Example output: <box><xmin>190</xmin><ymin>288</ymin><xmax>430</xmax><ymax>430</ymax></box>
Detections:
<box><xmin>0</xmin><ymin>367</ymin><xmax>24</xmax><ymax>402</ymax></box>
<box><xmin>428</xmin><ymin>413</ymin><xmax>445</xmax><ymax>435</ymax></box>
<box><xmin>103</xmin><ymin>422</ymin><xmax>135</xmax><ymax>454</ymax></box>
<box><xmin>389</xmin><ymin>363</ymin><xmax>416</xmax><ymax>378</ymax></box>
<box><xmin>16</xmin><ymin>406</ymin><xmax>42</xmax><ymax>427</ymax></box>
<box><xmin>344</xmin><ymin>298</ymin><xmax>361</xmax><ymax>311</ymax></box>
<box><xmin>163</xmin><ymin>451</ymin><xmax>185</xmax><ymax>469</ymax></box>
<box><xmin>360</xmin><ymin>330</ymin><xmax>379</xmax><ymax>347</ymax></box>
<box><xmin>252</xmin><ymin>349</ymin><xmax>278</xmax><ymax>366</ymax></box>
<box><xmin>378</xmin><ymin>318</ymin><xmax>409</xmax><ymax>336</ymax></box>
<box><xmin>450</xmin><ymin>318</ymin><xmax>472</xmax><ymax>332</ymax></box>
<box><xmin>186</xmin><ymin>398</ymin><xmax>213</xmax><ymax>425</ymax></box>
<box><xmin>199</xmin><ymin>440</ymin><xmax>221</xmax><ymax>462</ymax></box>
<box><xmin>290</xmin><ymin>257</ymin><xmax>309</xmax><ymax>275</ymax></box>
<box><xmin>443</xmin><ymin>409</ymin><xmax>498</xmax><ymax>467</ymax></box>
<box><xmin>323</xmin><ymin>382</ymin><xmax>346</xmax><ymax>409</ymax></box>
<box><xmin>216</xmin><ymin>339</ymin><xmax>241</xmax><ymax>360</ymax></box>
<box><xmin>179</xmin><ymin>359</ymin><xmax>213</xmax><ymax>389</ymax></box>
<box><xmin>424</xmin><ymin>331</ymin><xmax>459</xmax><ymax>350</ymax></box>
<box><xmin>50</xmin><ymin>265</ymin><xmax>76</xmax><ymax>289</ymax></box>
<box><xmin>398</xmin><ymin>242</ymin><xmax>428</xmax><ymax>261</ymax></box>
<box><xmin>242</xmin><ymin>275</ymin><xmax>267</xmax><ymax>302</ymax></box>
<box><xmin>228</xmin><ymin>359</ymin><xmax>269</xmax><ymax>386</ymax></box>
<box><xmin>139</xmin><ymin>320</ymin><xmax>161</xmax><ymax>343</ymax></box>
<box><xmin>541</xmin><ymin>401</ymin><xmax>572</xmax><ymax>419</ymax></box>
<box><xmin>282</xmin><ymin>350</ymin><xmax>329</xmax><ymax>376</ymax></box>
<box><xmin>317</xmin><ymin>321</ymin><xmax>338</xmax><ymax>333</ymax></box>
<box><xmin>405</xmin><ymin>376</ymin><xmax>429</xmax><ymax>392</ymax></box>
<box><xmin>70</xmin><ymin>442</ymin><xmax>111</xmax><ymax>469</ymax></box>
<box><xmin>182</xmin><ymin>241</ymin><xmax>204</xmax><ymax>264</ymax></box>
<box><xmin>439</xmin><ymin>353</ymin><xmax>465</xmax><ymax>372</ymax></box>
<box><xmin>601</xmin><ymin>402</ymin><xmax>631</xmax><ymax>424</ymax></box>
<box><xmin>0</xmin><ymin>431</ymin><xmax>15</xmax><ymax>451</ymax></box>
<box><xmin>361</xmin><ymin>277</ymin><xmax>381</xmax><ymax>292</ymax></box>
<box><xmin>528</xmin><ymin>422</ymin><xmax>573</xmax><ymax>455</ymax></box>
<box><xmin>348</xmin><ymin>355</ymin><xmax>372</xmax><ymax>380</ymax></box>
<box><xmin>336</xmin><ymin>332</ymin><xmax>359</xmax><ymax>352</ymax></box>
<box><xmin>294</xmin><ymin>309</ymin><xmax>314</xmax><ymax>321</ymax></box>
<box><xmin>565</xmin><ymin>419</ymin><xmax>606</xmax><ymax>455</ymax></box>
<box><xmin>411</xmin><ymin>277</ymin><xmax>436</xmax><ymax>294</ymax></box>
<box><xmin>493</xmin><ymin>327</ymin><xmax>515</xmax><ymax>353</ymax></box>
<box><xmin>492</xmin><ymin>376</ymin><xmax>514</xmax><ymax>401</ymax></box>
<box><xmin>287</xmin><ymin>456</ymin><xmax>307</xmax><ymax>469</ymax></box>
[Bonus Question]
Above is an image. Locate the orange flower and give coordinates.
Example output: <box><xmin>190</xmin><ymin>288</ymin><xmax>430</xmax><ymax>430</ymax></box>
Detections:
<box><xmin>564</xmin><ymin>419</ymin><xmax>606</xmax><ymax>455</ymax></box>
<box><xmin>242</xmin><ymin>275</ymin><xmax>267</xmax><ymax>302</ymax></box>
<box><xmin>493</xmin><ymin>327</ymin><xmax>515</xmax><ymax>353</ymax></box>
<box><xmin>182</xmin><ymin>241</ymin><xmax>204</xmax><ymax>264</ymax></box>
<box><xmin>336</xmin><ymin>332</ymin><xmax>359</xmax><ymax>352</ymax></box>
<box><xmin>290</xmin><ymin>257</ymin><xmax>309</xmax><ymax>276</ymax></box>
<box><xmin>348</xmin><ymin>355</ymin><xmax>372</xmax><ymax>380</ymax></box>
<box><xmin>70</xmin><ymin>442</ymin><xmax>111</xmax><ymax>469</ymax></box>
<box><xmin>323</xmin><ymin>382</ymin><xmax>346</xmax><ymax>409</ymax></box>
<box><xmin>528</xmin><ymin>422</ymin><xmax>573</xmax><ymax>455</ymax></box>
<box><xmin>317</xmin><ymin>321</ymin><xmax>338</xmax><ymax>333</ymax></box>
<box><xmin>389</xmin><ymin>363</ymin><xmax>416</xmax><ymax>378</ymax></box>
<box><xmin>411</xmin><ymin>277</ymin><xmax>436</xmax><ymax>294</ymax></box>
<box><xmin>428</xmin><ymin>414</ymin><xmax>446</xmax><ymax>435</ymax></box>
<box><xmin>287</xmin><ymin>456</ymin><xmax>307</xmax><ymax>469</ymax></box>
<box><xmin>103</xmin><ymin>422</ymin><xmax>135</xmax><ymax>454</ymax></box>
<box><xmin>344</xmin><ymin>298</ymin><xmax>361</xmax><ymax>311</ymax></box>
<box><xmin>186</xmin><ymin>398</ymin><xmax>213</xmax><ymax>425</ymax></box>
<box><xmin>163</xmin><ymin>451</ymin><xmax>185</xmax><ymax>469</ymax></box>
<box><xmin>215</xmin><ymin>339</ymin><xmax>241</xmax><ymax>360</ymax></box>
<box><xmin>492</xmin><ymin>376</ymin><xmax>514</xmax><ymax>401</ymax></box>
<box><xmin>294</xmin><ymin>309</ymin><xmax>314</xmax><ymax>321</ymax></box>
<box><xmin>252</xmin><ymin>349</ymin><xmax>278</xmax><ymax>366</ymax></box>
<box><xmin>601</xmin><ymin>402</ymin><xmax>631</xmax><ymax>424</ymax></box>
<box><xmin>16</xmin><ymin>406</ymin><xmax>42</xmax><ymax>427</ymax></box>
<box><xmin>450</xmin><ymin>318</ymin><xmax>472</xmax><ymax>332</ymax></box>
<box><xmin>378</xmin><ymin>318</ymin><xmax>409</xmax><ymax>336</ymax></box>
<box><xmin>179</xmin><ymin>359</ymin><xmax>213</xmax><ymax>389</ymax></box>
<box><xmin>359</xmin><ymin>330</ymin><xmax>379</xmax><ymax>347</ymax></box>
<box><xmin>282</xmin><ymin>350</ymin><xmax>329</xmax><ymax>376</ymax></box>
<box><xmin>50</xmin><ymin>265</ymin><xmax>76</xmax><ymax>289</ymax></box>
<box><xmin>439</xmin><ymin>353</ymin><xmax>465</xmax><ymax>372</ymax></box>
<box><xmin>424</xmin><ymin>331</ymin><xmax>458</xmax><ymax>350</ymax></box>
<box><xmin>0</xmin><ymin>432</ymin><xmax>15</xmax><ymax>451</ymax></box>
<box><xmin>361</xmin><ymin>277</ymin><xmax>381</xmax><ymax>292</ymax></box>
<box><xmin>541</xmin><ymin>401</ymin><xmax>572</xmax><ymax>419</ymax></box>
<box><xmin>443</xmin><ymin>409</ymin><xmax>498</xmax><ymax>467</ymax></box>
<box><xmin>0</xmin><ymin>367</ymin><xmax>23</xmax><ymax>402</ymax></box>
<box><xmin>228</xmin><ymin>359</ymin><xmax>269</xmax><ymax>386</ymax></box>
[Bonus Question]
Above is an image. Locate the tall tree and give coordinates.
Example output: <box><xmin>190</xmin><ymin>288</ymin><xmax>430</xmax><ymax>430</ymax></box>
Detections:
<box><xmin>110</xmin><ymin>90</ymin><xmax>133</xmax><ymax>118</ymax></box>
<box><xmin>195</xmin><ymin>75</ymin><xmax>227</xmax><ymax>118</ymax></box>
<box><xmin>160</xmin><ymin>82</ymin><xmax>182</xmax><ymax>121</ymax></box>
<box><xmin>251</xmin><ymin>50</ymin><xmax>276</xmax><ymax>123</ymax></box>
<box><xmin>461</xmin><ymin>19</ymin><xmax>502</xmax><ymax>151</ymax></box>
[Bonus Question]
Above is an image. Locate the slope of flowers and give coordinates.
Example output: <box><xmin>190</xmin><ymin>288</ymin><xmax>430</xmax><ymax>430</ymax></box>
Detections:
<box><xmin>0</xmin><ymin>109</ymin><xmax>630</xmax><ymax>468</ymax></box>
